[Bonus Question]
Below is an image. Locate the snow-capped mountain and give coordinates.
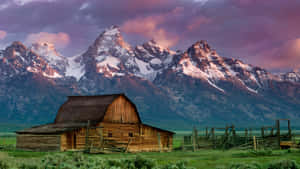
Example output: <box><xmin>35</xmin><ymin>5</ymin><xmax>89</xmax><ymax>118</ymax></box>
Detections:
<box><xmin>169</xmin><ymin>40</ymin><xmax>282</xmax><ymax>94</ymax></box>
<box><xmin>280</xmin><ymin>71</ymin><xmax>300</xmax><ymax>83</ymax></box>
<box><xmin>71</xmin><ymin>26</ymin><xmax>176</xmax><ymax>81</ymax></box>
<box><xmin>1</xmin><ymin>25</ymin><xmax>300</xmax><ymax>128</ymax></box>
<box><xmin>0</xmin><ymin>41</ymin><xmax>64</xmax><ymax>80</ymax></box>
<box><xmin>30</xmin><ymin>42</ymin><xmax>68</xmax><ymax>76</ymax></box>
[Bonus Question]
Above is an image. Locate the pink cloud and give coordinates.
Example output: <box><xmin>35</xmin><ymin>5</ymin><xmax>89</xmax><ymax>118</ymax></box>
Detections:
<box><xmin>257</xmin><ymin>38</ymin><xmax>300</xmax><ymax>70</ymax></box>
<box><xmin>121</xmin><ymin>8</ymin><xmax>183</xmax><ymax>48</ymax></box>
<box><xmin>0</xmin><ymin>30</ymin><xmax>7</xmax><ymax>40</ymax></box>
<box><xmin>187</xmin><ymin>16</ymin><xmax>212</xmax><ymax>31</ymax></box>
<box><xmin>122</xmin><ymin>16</ymin><xmax>179</xmax><ymax>48</ymax></box>
<box><xmin>25</xmin><ymin>32</ymin><xmax>70</xmax><ymax>48</ymax></box>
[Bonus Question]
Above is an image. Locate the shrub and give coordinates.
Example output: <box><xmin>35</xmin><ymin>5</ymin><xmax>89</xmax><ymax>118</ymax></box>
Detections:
<box><xmin>134</xmin><ymin>155</ymin><xmax>155</xmax><ymax>169</ymax></box>
<box><xmin>228</xmin><ymin>162</ymin><xmax>262</xmax><ymax>169</ymax></box>
<box><xmin>0</xmin><ymin>160</ymin><xmax>9</xmax><ymax>169</ymax></box>
<box><xmin>160</xmin><ymin>161</ymin><xmax>193</xmax><ymax>169</ymax></box>
<box><xmin>268</xmin><ymin>159</ymin><xmax>299</xmax><ymax>169</ymax></box>
<box><xmin>19</xmin><ymin>164</ymin><xmax>39</xmax><ymax>169</ymax></box>
<box><xmin>37</xmin><ymin>153</ymin><xmax>192</xmax><ymax>169</ymax></box>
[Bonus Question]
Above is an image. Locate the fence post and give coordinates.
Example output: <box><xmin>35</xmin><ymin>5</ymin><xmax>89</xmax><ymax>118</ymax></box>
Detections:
<box><xmin>181</xmin><ymin>136</ymin><xmax>184</xmax><ymax>151</ymax></box>
<box><xmin>194</xmin><ymin>127</ymin><xmax>198</xmax><ymax>151</ymax></box>
<box><xmin>232</xmin><ymin>125</ymin><xmax>236</xmax><ymax>137</ymax></box>
<box><xmin>288</xmin><ymin>120</ymin><xmax>292</xmax><ymax>139</ymax></box>
<box><xmin>253</xmin><ymin>136</ymin><xmax>257</xmax><ymax>151</ymax></box>
<box><xmin>271</xmin><ymin>128</ymin><xmax>274</xmax><ymax>136</ymax></box>
<box><xmin>232</xmin><ymin>125</ymin><xmax>236</xmax><ymax>146</ymax></box>
<box><xmin>276</xmin><ymin>120</ymin><xmax>280</xmax><ymax>148</ymax></box>
<box><xmin>245</xmin><ymin>128</ymin><xmax>248</xmax><ymax>143</ymax></box>
<box><xmin>85</xmin><ymin>120</ymin><xmax>90</xmax><ymax>151</ymax></box>
<box><xmin>225</xmin><ymin>126</ymin><xmax>229</xmax><ymax>138</ymax></box>
<box><xmin>261</xmin><ymin>127</ymin><xmax>264</xmax><ymax>138</ymax></box>
<box><xmin>212</xmin><ymin>128</ymin><xmax>216</xmax><ymax>148</ymax></box>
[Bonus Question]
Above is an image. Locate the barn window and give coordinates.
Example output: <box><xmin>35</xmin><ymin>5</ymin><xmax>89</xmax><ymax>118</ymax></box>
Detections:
<box><xmin>129</xmin><ymin>132</ymin><xmax>133</xmax><ymax>137</ymax></box>
<box><xmin>108</xmin><ymin>132</ymin><xmax>112</xmax><ymax>137</ymax></box>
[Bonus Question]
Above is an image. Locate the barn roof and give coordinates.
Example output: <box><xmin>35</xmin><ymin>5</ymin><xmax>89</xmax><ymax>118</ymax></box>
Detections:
<box><xmin>54</xmin><ymin>93</ymin><xmax>141</xmax><ymax>124</ymax></box>
<box><xmin>16</xmin><ymin>123</ymin><xmax>87</xmax><ymax>134</ymax></box>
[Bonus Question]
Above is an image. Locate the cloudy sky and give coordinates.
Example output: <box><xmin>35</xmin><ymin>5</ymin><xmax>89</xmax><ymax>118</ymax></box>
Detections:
<box><xmin>0</xmin><ymin>0</ymin><xmax>300</xmax><ymax>72</ymax></box>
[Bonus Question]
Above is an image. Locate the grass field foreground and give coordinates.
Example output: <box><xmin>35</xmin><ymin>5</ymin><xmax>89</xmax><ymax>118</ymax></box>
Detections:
<box><xmin>1</xmin><ymin>136</ymin><xmax>300</xmax><ymax>168</ymax></box>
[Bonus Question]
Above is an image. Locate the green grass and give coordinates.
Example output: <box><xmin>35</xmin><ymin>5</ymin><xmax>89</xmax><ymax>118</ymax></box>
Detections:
<box><xmin>0</xmin><ymin>137</ymin><xmax>16</xmax><ymax>146</ymax></box>
<box><xmin>2</xmin><ymin>148</ymin><xmax>300</xmax><ymax>168</ymax></box>
<box><xmin>2</xmin><ymin>133</ymin><xmax>300</xmax><ymax>168</ymax></box>
<box><xmin>2</xmin><ymin>136</ymin><xmax>300</xmax><ymax>169</ymax></box>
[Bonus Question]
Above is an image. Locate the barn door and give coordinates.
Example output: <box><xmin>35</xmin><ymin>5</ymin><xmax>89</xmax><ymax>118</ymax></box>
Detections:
<box><xmin>73</xmin><ymin>134</ymin><xmax>76</xmax><ymax>149</ymax></box>
<box><xmin>157</xmin><ymin>132</ymin><xmax>162</xmax><ymax>151</ymax></box>
<box><xmin>66</xmin><ymin>132</ymin><xmax>73</xmax><ymax>149</ymax></box>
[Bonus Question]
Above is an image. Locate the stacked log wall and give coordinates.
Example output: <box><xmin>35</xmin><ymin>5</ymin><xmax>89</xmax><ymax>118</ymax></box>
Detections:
<box><xmin>16</xmin><ymin>134</ymin><xmax>60</xmax><ymax>151</ymax></box>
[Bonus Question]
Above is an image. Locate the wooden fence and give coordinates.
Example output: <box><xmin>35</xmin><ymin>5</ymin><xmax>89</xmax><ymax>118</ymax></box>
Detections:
<box><xmin>181</xmin><ymin>119</ymin><xmax>298</xmax><ymax>151</ymax></box>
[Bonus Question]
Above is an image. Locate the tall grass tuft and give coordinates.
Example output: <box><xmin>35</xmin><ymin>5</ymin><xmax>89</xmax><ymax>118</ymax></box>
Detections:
<box><xmin>0</xmin><ymin>160</ymin><xmax>9</xmax><ymax>169</ymax></box>
<box><xmin>228</xmin><ymin>162</ymin><xmax>262</xmax><ymax>169</ymax></box>
<box><xmin>267</xmin><ymin>159</ymin><xmax>299</xmax><ymax>169</ymax></box>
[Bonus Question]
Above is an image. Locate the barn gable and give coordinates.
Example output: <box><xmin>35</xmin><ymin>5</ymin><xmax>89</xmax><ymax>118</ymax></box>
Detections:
<box><xmin>102</xmin><ymin>95</ymin><xmax>140</xmax><ymax>123</ymax></box>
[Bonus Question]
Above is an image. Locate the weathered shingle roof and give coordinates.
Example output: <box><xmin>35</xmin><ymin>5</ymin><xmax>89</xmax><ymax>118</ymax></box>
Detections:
<box><xmin>54</xmin><ymin>94</ymin><xmax>124</xmax><ymax>124</ymax></box>
<box><xmin>16</xmin><ymin>123</ymin><xmax>87</xmax><ymax>134</ymax></box>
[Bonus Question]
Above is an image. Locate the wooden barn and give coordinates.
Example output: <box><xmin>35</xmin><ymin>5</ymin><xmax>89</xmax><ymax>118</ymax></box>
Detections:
<box><xmin>16</xmin><ymin>94</ymin><xmax>174</xmax><ymax>152</ymax></box>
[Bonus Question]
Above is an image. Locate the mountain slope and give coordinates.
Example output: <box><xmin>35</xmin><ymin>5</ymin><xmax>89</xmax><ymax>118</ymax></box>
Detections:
<box><xmin>1</xmin><ymin>25</ymin><xmax>300</xmax><ymax>129</ymax></box>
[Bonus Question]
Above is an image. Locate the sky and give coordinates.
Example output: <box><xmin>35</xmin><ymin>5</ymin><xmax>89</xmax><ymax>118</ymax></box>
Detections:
<box><xmin>0</xmin><ymin>0</ymin><xmax>300</xmax><ymax>72</ymax></box>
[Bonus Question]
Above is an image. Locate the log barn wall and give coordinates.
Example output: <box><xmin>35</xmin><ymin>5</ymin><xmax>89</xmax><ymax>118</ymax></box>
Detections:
<box><xmin>16</xmin><ymin>134</ymin><xmax>61</xmax><ymax>151</ymax></box>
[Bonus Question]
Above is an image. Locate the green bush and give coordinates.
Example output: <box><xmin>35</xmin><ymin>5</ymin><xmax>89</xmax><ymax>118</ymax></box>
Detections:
<box><xmin>267</xmin><ymin>159</ymin><xmax>299</xmax><ymax>169</ymax></box>
<box><xmin>0</xmin><ymin>160</ymin><xmax>9</xmax><ymax>169</ymax></box>
<box><xmin>160</xmin><ymin>161</ymin><xmax>192</xmax><ymax>169</ymax></box>
<box><xmin>18</xmin><ymin>163</ymin><xmax>39</xmax><ymax>169</ymax></box>
<box><xmin>134</xmin><ymin>155</ymin><xmax>156</xmax><ymax>169</ymax></box>
<box><xmin>36</xmin><ymin>153</ymin><xmax>191</xmax><ymax>169</ymax></box>
<box><xmin>228</xmin><ymin>162</ymin><xmax>262</xmax><ymax>169</ymax></box>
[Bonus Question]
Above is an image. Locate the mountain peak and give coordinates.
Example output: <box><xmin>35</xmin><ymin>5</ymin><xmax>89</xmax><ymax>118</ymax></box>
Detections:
<box><xmin>142</xmin><ymin>39</ymin><xmax>173</xmax><ymax>54</ymax></box>
<box><xmin>9</xmin><ymin>41</ymin><xmax>27</xmax><ymax>51</ymax></box>
<box><xmin>192</xmin><ymin>40</ymin><xmax>211</xmax><ymax>52</ymax></box>
<box><xmin>93</xmin><ymin>25</ymin><xmax>132</xmax><ymax>53</ymax></box>
<box><xmin>102</xmin><ymin>25</ymin><xmax>121</xmax><ymax>37</ymax></box>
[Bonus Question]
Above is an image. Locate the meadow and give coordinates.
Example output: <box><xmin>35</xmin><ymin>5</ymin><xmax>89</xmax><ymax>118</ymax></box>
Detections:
<box><xmin>1</xmin><ymin>133</ymin><xmax>300</xmax><ymax>169</ymax></box>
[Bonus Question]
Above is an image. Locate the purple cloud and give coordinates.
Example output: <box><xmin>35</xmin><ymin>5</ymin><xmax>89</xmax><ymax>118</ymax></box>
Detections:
<box><xmin>0</xmin><ymin>0</ymin><xmax>299</xmax><ymax>71</ymax></box>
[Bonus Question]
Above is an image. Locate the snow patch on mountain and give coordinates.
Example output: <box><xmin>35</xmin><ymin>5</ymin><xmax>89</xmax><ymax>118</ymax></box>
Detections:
<box><xmin>97</xmin><ymin>56</ymin><xmax>121</xmax><ymax>71</ymax></box>
<box><xmin>207</xmin><ymin>79</ymin><xmax>225</xmax><ymax>92</ymax></box>
<box><xmin>65</xmin><ymin>55</ymin><xmax>85</xmax><ymax>81</ymax></box>
<box><xmin>42</xmin><ymin>71</ymin><xmax>63</xmax><ymax>78</ymax></box>
<box><xmin>179</xmin><ymin>56</ymin><xmax>225</xmax><ymax>92</ymax></box>
<box><xmin>280</xmin><ymin>71</ymin><xmax>300</xmax><ymax>83</ymax></box>
<box><xmin>238</xmin><ymin>79</ymin><xmax>258</xmax><ymax>94</ymax></box>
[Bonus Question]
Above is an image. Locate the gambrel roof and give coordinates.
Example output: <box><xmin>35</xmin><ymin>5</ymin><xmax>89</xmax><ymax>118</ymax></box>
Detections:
<box><xmin>55</xmin><ymin>93</ymin><xmax>141</xmax><ymax>124</ymax></box>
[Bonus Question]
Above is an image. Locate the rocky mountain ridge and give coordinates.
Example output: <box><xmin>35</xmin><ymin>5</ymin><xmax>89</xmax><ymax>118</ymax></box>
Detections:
<box><xmin>0</xmin><ymin>25</ymin><xmax>299</xmax><ymax>128</ymax></box>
